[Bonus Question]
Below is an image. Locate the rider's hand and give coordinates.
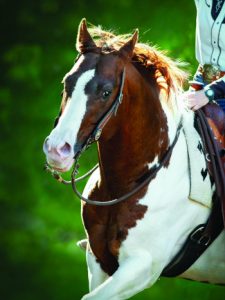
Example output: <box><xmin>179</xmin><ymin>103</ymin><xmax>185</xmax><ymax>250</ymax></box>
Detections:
<box><xmin>183</xmin><ymin>90</ymin><xmax>209</xmax><ymax>111</ymax></box>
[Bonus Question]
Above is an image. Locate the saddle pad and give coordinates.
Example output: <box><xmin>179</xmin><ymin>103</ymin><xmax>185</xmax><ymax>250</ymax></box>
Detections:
<box><xmin>182</xmin><ymin>110</ymin><xmax>214</xmax><ymax>208</ymax></box>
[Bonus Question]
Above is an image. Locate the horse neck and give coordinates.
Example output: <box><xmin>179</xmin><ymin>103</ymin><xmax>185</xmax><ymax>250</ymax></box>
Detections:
<box><xmin>97</xmin><ymin>64</ymin><xmax>172</xmax><ymax>197</ymax></box>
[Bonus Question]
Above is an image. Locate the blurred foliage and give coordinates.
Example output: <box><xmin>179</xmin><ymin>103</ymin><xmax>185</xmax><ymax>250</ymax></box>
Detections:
<box><xmin>0</xmin><ymin>0</ymin><xmax>224</xmax><ymax>299</ymax></box>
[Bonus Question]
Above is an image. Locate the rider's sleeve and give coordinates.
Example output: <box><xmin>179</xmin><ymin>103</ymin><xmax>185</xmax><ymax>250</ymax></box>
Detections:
<box><xmin>206</xmin><ymin>76</ymin><xmax>225</xmax><ymax>99</ymax></box>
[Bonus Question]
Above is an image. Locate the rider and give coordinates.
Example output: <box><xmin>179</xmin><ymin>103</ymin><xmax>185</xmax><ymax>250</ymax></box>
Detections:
<box><xmin>184</xmin><ymin>0</ymin><xmax>225</xmax><ymax>113</ymax></box>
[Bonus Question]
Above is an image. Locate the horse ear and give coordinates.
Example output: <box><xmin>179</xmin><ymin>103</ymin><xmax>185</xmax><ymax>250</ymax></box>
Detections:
<box><xmin>119</xmin><ymin>29</ymin><xmax>139</xmax><ymax>59</ymax></box>
<box><xmin>76</xmin><ymin>18</ymin><xmax>97</xmax><ymax>53</ymax></box>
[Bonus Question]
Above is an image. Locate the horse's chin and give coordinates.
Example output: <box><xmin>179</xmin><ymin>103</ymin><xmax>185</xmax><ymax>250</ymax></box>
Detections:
<box><xmin>47</xmin><ymin>158</ymin><xmax>74</xmax><ymax>173</ymax></box>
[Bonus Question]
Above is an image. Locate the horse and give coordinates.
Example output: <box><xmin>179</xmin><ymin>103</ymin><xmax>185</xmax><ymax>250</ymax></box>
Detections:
<box><xmin>43</xmin><ymin>19</ymin><xmax>225</xmax><ymax>300</ymax></box>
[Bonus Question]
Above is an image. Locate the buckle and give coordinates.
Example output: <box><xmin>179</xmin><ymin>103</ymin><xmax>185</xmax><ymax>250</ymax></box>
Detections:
<box><xmin>201</xmin><ymin>64</ymin><xmax>220</xmax><ymax>83</ymax></box>
<box><xmin>190</xmin><ymin>225</ymin><xmax>211</xmax><ymax>246</ymax></box>
<box><xmin>205</xmin><ymin>153</ymin><xmax>211</xmax><ymax>162</ymax></box>
<box><xmin>95</xmin><ymin>128</ymin><xmax>102</xmax><ymax>141</ymax></box>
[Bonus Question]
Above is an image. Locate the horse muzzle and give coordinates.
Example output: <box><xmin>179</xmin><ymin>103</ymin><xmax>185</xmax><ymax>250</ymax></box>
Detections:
<box><xmin>43</xmin><ymin>137</ymin><xmax>75</xmax><ymax>172</ymax></box>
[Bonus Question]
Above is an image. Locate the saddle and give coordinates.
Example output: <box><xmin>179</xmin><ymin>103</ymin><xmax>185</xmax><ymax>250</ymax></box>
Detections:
<box><xmin>196</xmin><ymin>103</ymin><xmax>225</xmax><ymax>226</ymax></box>
<box><xmin>162</xmin><ymin>104</ymin><xmax>225</xmax><ymax>277</ymax></box>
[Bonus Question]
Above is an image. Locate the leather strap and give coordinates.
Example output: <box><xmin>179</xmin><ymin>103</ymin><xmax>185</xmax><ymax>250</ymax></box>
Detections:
<box><xmin>85</xmin><ymin>68</ymin><xmax>126</xmax><ymax>145</ymax></box>
<box><xmin>162</xmin><ymin>195</ymin><xmax>223</xmax><ymax>277</ymax></box>
<box><xmin>196</xmin><ymin>109</ymin><xmax>225</xmax><ymax>224</ymax></box>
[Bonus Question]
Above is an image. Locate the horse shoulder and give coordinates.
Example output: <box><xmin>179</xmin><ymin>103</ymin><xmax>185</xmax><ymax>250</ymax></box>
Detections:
<box><xmin>82</xmin><ymin>169</ymin><xmax>149</xmax><ymax>276</ymax></box>
<box><xmin>82</xmin><ymin>169</ymin><xmax>119</xmax><ymax>275</ymax></box>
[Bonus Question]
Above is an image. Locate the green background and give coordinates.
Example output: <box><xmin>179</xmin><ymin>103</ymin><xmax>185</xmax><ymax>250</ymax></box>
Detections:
<box><xmin>1</xmin><ymin>0</ymin><xmax>224</xmax><ymax>299</ymax></box>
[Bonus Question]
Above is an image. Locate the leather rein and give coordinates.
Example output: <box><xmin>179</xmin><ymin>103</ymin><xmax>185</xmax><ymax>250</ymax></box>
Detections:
<box><xmin>45</xmin><ymin>68</ymin><xmax>183</xmax><ymax>206</ymax></box>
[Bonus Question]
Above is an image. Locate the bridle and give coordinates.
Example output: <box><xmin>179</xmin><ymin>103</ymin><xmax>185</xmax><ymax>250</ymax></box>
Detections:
<box><xmin>45</xmin><ymin>67</ymin><xmax>183</xmax><ymax>206</ymax></box>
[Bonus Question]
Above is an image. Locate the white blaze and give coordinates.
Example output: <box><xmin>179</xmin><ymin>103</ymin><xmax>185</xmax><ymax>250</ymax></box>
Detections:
<box><xmin>48</xmin><ymin>69</ymin><xmax>95</xmax><ymax>150</ymax></box>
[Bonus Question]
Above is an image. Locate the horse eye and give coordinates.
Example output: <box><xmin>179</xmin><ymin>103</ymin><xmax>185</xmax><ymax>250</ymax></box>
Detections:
<box><xmin>102</xmin><ymin>90</ymin><xmax>111</xmax><ymax>99</ymax></box>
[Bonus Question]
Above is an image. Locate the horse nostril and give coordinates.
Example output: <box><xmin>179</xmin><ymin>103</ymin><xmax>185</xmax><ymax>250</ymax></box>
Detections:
<box><xmin>58</xmin><ymin>142</ymin><xmax>72</xmax><ymax>157</ymax></box>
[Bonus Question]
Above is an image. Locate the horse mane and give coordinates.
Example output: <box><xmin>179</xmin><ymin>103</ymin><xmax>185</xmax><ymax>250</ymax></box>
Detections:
<box><xmin>88</xmin><ymin>26</ymin><xmax>188</xmax><ymax>96</ymax></box>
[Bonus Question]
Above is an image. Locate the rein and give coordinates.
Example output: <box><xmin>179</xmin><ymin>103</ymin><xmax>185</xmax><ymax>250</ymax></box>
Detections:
<box><xmin>70</xmin><ymin>119</ymin><xmax>183</xmax><ymax>206</ymax></box>
<box><xmin>45</xmin><ymin>68</ymin><xmax>183</xmax><ymax>206</ymax></box>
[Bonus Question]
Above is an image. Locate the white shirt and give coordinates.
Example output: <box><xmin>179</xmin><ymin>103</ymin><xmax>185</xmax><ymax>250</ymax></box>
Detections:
<box><xmin>195</xmin><ymin>0</ymin><xmax>225</xmax><ymax>71</ymax></box>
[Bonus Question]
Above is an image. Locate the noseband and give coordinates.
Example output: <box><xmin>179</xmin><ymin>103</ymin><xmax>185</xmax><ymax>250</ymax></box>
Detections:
<box><xmin>45</xmin><ymin>68</ymin><xmax>183</xmax><ymax>206</ymax></box>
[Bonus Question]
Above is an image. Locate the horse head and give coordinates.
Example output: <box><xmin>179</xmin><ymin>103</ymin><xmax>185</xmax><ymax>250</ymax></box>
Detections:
<box><xmin>43</xmin><ymin>19</ymin><xmax>139</xmax><ymax>172</ymax></box>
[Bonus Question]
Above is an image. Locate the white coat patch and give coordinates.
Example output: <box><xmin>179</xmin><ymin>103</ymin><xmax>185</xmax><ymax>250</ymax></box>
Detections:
<box><xmin>48</xmin><ymin>69</ymin><xmax>95</xmax><ymax>150</ymax></box>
